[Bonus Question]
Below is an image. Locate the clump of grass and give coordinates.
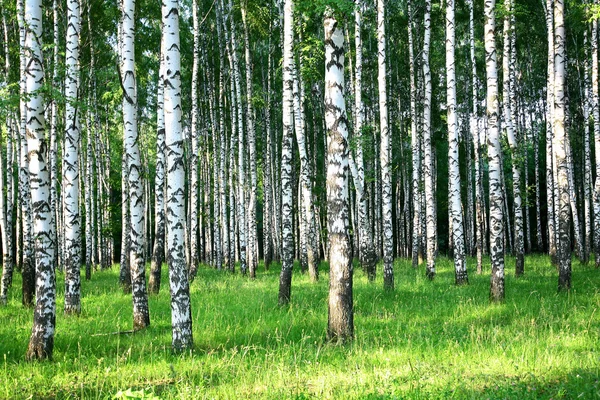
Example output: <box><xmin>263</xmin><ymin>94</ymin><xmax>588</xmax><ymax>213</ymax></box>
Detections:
<box><xmin>0</xmin><ymin>254</ymin><xmax>599</xmax><ymax>399</ymax></box>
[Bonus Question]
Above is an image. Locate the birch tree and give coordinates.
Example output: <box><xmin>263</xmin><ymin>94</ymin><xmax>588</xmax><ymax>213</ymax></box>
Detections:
<box><xmin>62</xmin><ymin>0</ymin><xmax>82</xmax><ymax>314</ymax></box>
<box><xmin>163</xmin><ymin>0</ymin><xmax>193</xmax><ymax>350</ymax></box>
<box><xmin>377</xmin><ymin>0</ymin><xmax>394</xmax><ymax>290</ymax></box>
<box><xmin>553</xmin><ymin>0</ymin><xmax>571</xmax><ymax>291</ymax></box>
<box><xmin>149</xmin><ymin>35</ymin><xmax>166</xmax><ymax>294</ymax></box>
<box><xmin>121</xmin><ymin>0</ymin><xmax>150</xmax><ymax>330</ymax></box>
<box><xmin>485</xmin><ymin>0</ymin><xmax>505</xmax><ymax>302</ymax></box>
<box><xmin>279</xmin><ymin>0</ymin><xmax>295</xmax><ymax>304</ymax></box>
<box><xmin>324</xmin><ymin>7</ymin><xmax>353</xmax><ymax>342</ymax></box>
<box><xmin>446</xmin><ymin>0</ymin><xmax>467</xmax><ymax>285</ymax></box>
<box><xmin>503</xmin><ymin>0</ymin><xmax>524</xmax><ymax>276</ymax></box>
<box><xmin>24</xmin><ymin>0</ymin><xmax>56</xmax><ymax>359</ymax></box>
<box><xmin>423</xmin><ymin>0</ymin><xmax>436</xmax><ymax>280</ymax></box>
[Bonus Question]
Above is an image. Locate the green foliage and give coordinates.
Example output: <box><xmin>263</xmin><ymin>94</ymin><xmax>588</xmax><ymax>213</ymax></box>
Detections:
<box><xmin>1</xmin><ymin>256</ymin><xmax>599</xmax><ymax>398</ymax></box>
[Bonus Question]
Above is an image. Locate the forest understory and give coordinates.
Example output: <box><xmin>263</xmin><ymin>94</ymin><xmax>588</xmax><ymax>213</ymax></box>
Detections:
<box><xmin>1</xmin><ymin>255</ymin><xmax>599</xmax><ymax>399</ymax></box>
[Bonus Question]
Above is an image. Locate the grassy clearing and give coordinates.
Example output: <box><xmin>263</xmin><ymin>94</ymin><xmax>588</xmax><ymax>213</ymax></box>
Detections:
<box><xmin>1</xmin><ymin>255</ymin><xmax>599</xmax><ymax>399</ymax></box>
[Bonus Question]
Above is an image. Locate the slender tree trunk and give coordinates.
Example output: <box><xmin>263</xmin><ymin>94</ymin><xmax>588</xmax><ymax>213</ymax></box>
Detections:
<box><xmin>241</xmin><ymin>1</ymin><xmax>259</xmax><ymax>279</ymax></box>
<box><xmin>408</xmin><ymin>0</ymin><xmax>420</xmax><ymax>269</ymax></box>
<box><xmin>546</xmin><ymin>0</ymin><xmax>557</xmax><ymax>263</ymax></box>
<box><xmin>163</xmin><ymin>0</ymin><xmax>193</xmax><ymax>350</ymax></box>
<box><xmin>149</xmin><ymin>36</ymin><xmax>166</xmax><ymax>294</ymax></box>
<box><xmin>423</xmin><ymin>0</ymin><xmax>436</xmax><ymax>280</ymax></box>
<box><xmin>553</xmin><ymin>0</ymin><xmax>571</xmax><ymax>290</ymax></box>
<box><xmin>63</xmin><ymin>0</ymin><xmax>82</xmax><ymax>314</ymax></box>
<box><xmin>325</xmin><ymin>9</ymin><xmax>353</xmax><ymax>342</ymax></box>
<box><xmin>485</xmin><ymin>0</ymin><xmax>505</xmax><ymax>302</ymax></box>
<box><xmin>503</xmin><ymin>0</ymin><xmax>524</xmax><ymax>276</ymax></box>
<box><xmin>592</xmin><ymin>8</ymin><xmax>600</xmax><ymax>267</ymax></box>
<box><xmin>17</xmin><ymin>0</ymin><xmax>35</xmax><ymax>307</ymax></box>
<box><xmin>188</xmin><ymin>0</ymin><xmax>200</xmax><ymax>280</ymax></box>
<box><xmin>278</xmin><ymin>0</ymin><xmax>295</xmax><ymax>305</ymax></box>
<box><xmin>121</xmin><ymin>0</ymin><xmax>150</xmax><ymax>330</ymax></box>
<box><xmin>25</xmin><ymin>0</ymin><xmax>56</xmax><ymax>359</ymax></box>
<box><xmin>446</xmin><ymin>0</ymin><xmax>467</xmax><ymax>285</ymax></box>
<box><xmin>583</xmin><ymin>26</ymin><xmax>592</xmax><ymax>264</ymax></box>
<box><xmin>377</xmin><ymin>0</ymin><xmax>394</xmax><ymax>290</ymax></box>
<box><xmin>0</xmin><ymin>0</ymin><xmax>14</xmax><ymax>305</ymax></box>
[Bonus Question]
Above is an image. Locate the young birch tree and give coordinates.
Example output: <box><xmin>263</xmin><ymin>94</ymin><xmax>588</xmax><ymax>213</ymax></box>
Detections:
<box><xmin>324</xmin><ymin>7</ymin><xmax>353</xmax><ymax>342</ymax></box>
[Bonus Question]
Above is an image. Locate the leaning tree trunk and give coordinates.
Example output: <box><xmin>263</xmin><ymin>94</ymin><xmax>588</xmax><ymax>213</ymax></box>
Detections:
<box><xmin>324</xmin><ymin>9</ymin><xmax>353</xmax><ymax>343</ymax></box>
<box><xmin>553</xmin><ymin>0</ymin><xmax>571</xmax><ymax>291</ymax></box>
<box><xmin>278</xmin><ymin>0</ymin><xmax>295</xmax><ymax>305</ymax></box>
<box><xmin>121</xmin><ymin>0</ymin><xmax>150</xmax><ymax>330</ymax></box>
<box><xmin>377</xmin><ymin>0</ymin><xmax>394</xmax><ymax>290</ymax></box>
<box><xmin>24</xmin><ymin>0</ymin><xmax>56</xmax><ymax>360</ymax></box>
<box><xmin>163</xmin><ymin>0</ymin><xmax>193</xmax><ymax>350</ymax></box>
<box><xmin>423</xmin><ymin>0</ymin><xmax>436</xmax><ymax>280</ymax></box>
<box><xmin>446</xmin><ymin>0</ymin><xmax>467</xmax><ymax>285</ymax></box>
<box><xmin>485</xmin><ymin>0</ymin><xmax>505</xmax><ymax>302</ymax></box>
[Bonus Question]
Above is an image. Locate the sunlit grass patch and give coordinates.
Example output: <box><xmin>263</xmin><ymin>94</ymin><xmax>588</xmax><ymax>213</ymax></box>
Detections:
<box><xmin>0</xmin><ymin>254</ymin><xmax>599</xmax><ymax>398</ymax></box>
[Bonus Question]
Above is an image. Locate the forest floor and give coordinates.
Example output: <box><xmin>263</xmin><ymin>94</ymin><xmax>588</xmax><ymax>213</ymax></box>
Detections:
<box><xmin>1</xmin><ymin>255</ymin><xmax>599</xmax><ymax>399</ymax></box>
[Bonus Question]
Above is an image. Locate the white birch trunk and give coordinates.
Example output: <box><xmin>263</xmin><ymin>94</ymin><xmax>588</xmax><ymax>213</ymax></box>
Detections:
<box><xmin>63</xmin><ymin>0</ymin><xmax>82</xmax><ymax>313</ymax></box>
<box><xmin>446</xmin><ymin>0</ymin><xmax>467</xmax><ymax>284</ymax></box>
<box><xmin>377</xmin><ymin>0</ymin><xmax>394</xmax><ymax>290</ymax></box>
<box><xmin>485</xmin><ymin>0</ymin><xmax>505</xmax><ymax>302</ymax></box>
<box><xmin>163</xmin><ymin>0</ymin><xmax>193</xmax><ymax>350</ymax></box>
<box><xmin>553</xmin><ymin>0</ymin><xmax>571</xmax><ymax>290</ymax></box>
<box><xmin>24</xmin><ymin>0</ymin><xmax>55</xmax><ymax>359</ymax></box>
<box><xmin>325</xmin><ymin>9</ymin><xmax>353</xmax><ymax>342</ymax></box>
<box><xmin>503</xmin><ymin>0</ymin><xmax>524</xmax><ymax>276</ymax></box>
<box><xmin>121</xmin><ymin>0</ymin><xmax>150</xmax><ymax>330</ymax></box>
<box><xmin>150</xmin><ymin>35</ymin><xmax>166</xmax><ymax>294</ymax></box>
<box><xmin>278</xmin><ymin>0</ymin><xmax>295</xmax><ymax>304</ymax></box>
<box><xmin>423</xmin><ymin>0</ymin><xmax>436</xmax><ymax>280</ymax></box>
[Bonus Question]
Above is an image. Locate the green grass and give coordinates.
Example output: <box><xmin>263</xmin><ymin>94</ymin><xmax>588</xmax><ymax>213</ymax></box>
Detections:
<box><xmin>1</xmin><ymin>255</ymin><xmax>599</xmax><ymax>399</ymax></box>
